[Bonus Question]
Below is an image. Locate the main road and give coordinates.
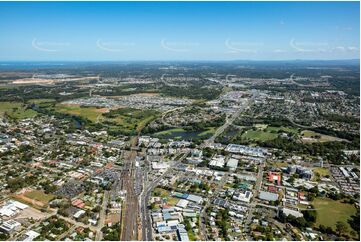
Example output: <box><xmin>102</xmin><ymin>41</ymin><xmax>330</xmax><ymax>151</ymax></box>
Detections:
<box><xmin>140</xmin><ymin>152</ymin><xmax>189</xmax><ymax>241</ymax></box>
<box><xmin>141</xmin><ymin>98</ymin><xmax>252</xmax><ymax>240</ymax></box>
<box><xmin>95</xmin><ymin>190</ymin><xmax>110</xmax><ymax>240</ymax></box>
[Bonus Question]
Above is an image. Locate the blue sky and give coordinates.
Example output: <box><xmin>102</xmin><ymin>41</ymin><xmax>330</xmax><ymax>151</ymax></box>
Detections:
<box><xmin>0</xmin><ymin>1</ymin><xmax>359</xmax><ymax>61</ymax></box>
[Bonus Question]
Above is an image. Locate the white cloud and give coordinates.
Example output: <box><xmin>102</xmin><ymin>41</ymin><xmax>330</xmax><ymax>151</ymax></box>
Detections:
<box><xmin>347</xmin><ymin>46</ymin><xmax>359</xmax><ymax>51</ymax></box>
<box><xmin>273</xmin><ymin>49</ymin><xmax>286</xmax><ymax>53</ymax></box>
<box><xmin>335</xmin><ymin>46</ymin><xmax>345</xmax><ymax>51</ymax></box>
<box><xmin>224</xmin><ymin>39</ymin><xmax>260</xmax><ymax>54</ymax></box>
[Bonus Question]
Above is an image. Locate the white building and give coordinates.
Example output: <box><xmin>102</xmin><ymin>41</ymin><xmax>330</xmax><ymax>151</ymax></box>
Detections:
<box><xmin>0</xmin><ymin>220</ymin><xmax>21</xmax><ymax>233</ymax></box>
<box><xmin>226</xmin><ymin>158</ymin><xmax>239</xmax><ymax>171</ymax></box>
<box><xmin>186</xmin><ymin>194</ymin><xmax>203</xmax><ymax>204</ymax></box>
<box><xmin>282</xmin><ymin>207</ymin><xmax>303</xmax><ymax>218</ymax></box>
<box><xmin>24</xmin><ymin>230</ymin><xmax>40</xmax><ymax>241</ymax></box>
<box><xmin>209</xmin><ymin>155</ymin><xmax>225</xmax><ymax>168</ymax></box>
<box><xmin>152</xmin><ymin>162</ymin><xmax>169</xmax><ymax>170</ymax></box>
<box><xmin>0</xmin><ymin>200</ymin><xmax>28</xmax><ymax>218</ymax></box>
<box><xmin>176</xmin><ymin>199</ymin><xmax>189</xmax><ymax>209</ymax></box>
<box><xmin>232</xmin><ymin>190</ymin><xmax>253</xmax><ymax>203</ymax></box>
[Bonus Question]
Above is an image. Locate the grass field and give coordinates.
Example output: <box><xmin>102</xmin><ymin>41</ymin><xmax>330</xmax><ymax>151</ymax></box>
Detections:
<box><xmin>105</xmin><ymin>108</ymin><xmax>159</xmax><ymax>133</ymax></box>
<box><xmin>152</xmin><ymin>187</ymin><xmax>170</xmax><ymax>198</ymax></box>
<box><xmin>151</xmin><ymin>188</ymin><xmax>181</xmax><ymax>206</ymax></box>
<box><xmin>239</xmin><ymin>125</ymin><xmax>299</xmax><ymax>142</ymax></box>
<box><xmin>198</xmin><ymin>127</ymin><xmax>216</xmax><ymax>136</ymax></box>
<box><xmin>273</xmin><ymin>162</ymin><xmax>289</xmax><ymax>168</ymax></box>
<box><xmin>266</xmin><ymin>126</ymin><xmax>299</xmax><ymax>134</ymax></box>
<box><xmin>154</xmin><ymin>127</ymin><xmax>215</xmax><ymax>140</ymax></box>
<box><xmin>241</xmin><ymin>130</ymin><xmax>278</xmax><ymax>141</ymax></box>
<box><xmin>166</xmin><ymin>197</ymin><xmax>179</xmax><ymax>206</ymax></box>
<box><xmin>24</xmin><ymin>190</ymin><xmax>55</xmax><ymax>204</ymax></box>
<box><xmin>0</xmin><ymin>101</ymin><xmax>38</xmax><ymax>119</ymax></box>
<box><xmin>301</xmin><ymin>130</ymin><xmax>344</xmax><ymax>143</ymax></box>
<box><xmin>155</xmin><ymin>128</ymin><xmax>185</xmax><ymax>135</ymax></box>
<box><xmin>313</xmin><ymin>167</ymin><xmax>330</xmax><ymax>177</ymax></box>
<box><xmin>53</xmin><ymin>105</ymin><xmax>158</xmax><ymax>134</ymax></box>
<box><xmin>28</xmin><ymin>99</ymin><xmax>56</xmax><ymax>104</ymax></box>
<box><xmin>55</xmin><ymin>104</ymin><xmax>105</xmax><ymax>122</ymax></box>
<box><xmin>312</xmin><ymin>198</ymin><xmax>357</xmax><ymax>232</ymax></box>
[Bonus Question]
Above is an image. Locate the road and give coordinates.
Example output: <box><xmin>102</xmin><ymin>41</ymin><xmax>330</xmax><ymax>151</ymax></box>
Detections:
<box><xmin>57</xmin><ymin>215</ymin><xmax>97</xmax><ymax>231</ymax></box>
<box><xmin>199</xmin><ymin>173</ymin><xmax>229</xmax><ymax>240</ymax></box>
<box><xmin>245</xmin><ymin>162</ymin><xmax>265</xmax><ymax>240</ymax></box>
<box><xmin>161</xmin><ymin>106</ymin><xmax>185</xmax><ymax>127</ymax></box>
<box><xmin>95</xmin><ymin>190</ymin><xmax>110</xmax><ymax>240</ymax></box>
<box><xmin>57</xmin><ymin>225</ymin><xmax>77</xmax><ymax>241</ymax></box>
<box><xmin>139</xmin><ymin>97</ymin><xmax>252</xmax><ymax>240</ymax></box>
<box><xmin>140</xmin><ymin>152</ymin><xmax>189</xmax><ymax>241</ymax></box>
<box><xmin>11</xmin><ymin>210</ymin><xmax>57</xmax><ymax>241</ymax></box>
<box><xmin>203</xmin><ymin>99</ymin><xmax>249</xmax><ymax>147</ymax></box>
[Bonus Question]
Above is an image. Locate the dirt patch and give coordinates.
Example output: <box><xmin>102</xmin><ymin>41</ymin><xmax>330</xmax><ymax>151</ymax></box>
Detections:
<box><xmin>14</xmin><ymin>194</ymin><xmax>45</xmax><ymax>208</ymax></box>
<box><xmin>94</xmin><ymin>108</ymin><xmax>109</xmax><ymax>113</ymax></box>
<box><xmin>12</xmin><ymin>78</ymin><xmax>54</xmax><ymax>84</ymax></box>
<box><xmin>106</xmin><ymin>212</ymin><xmax>121</xmax><ymax>224</ymax></box>
<box><xmin>14</xmin><ymin>206</ymin><xmax>47</xmax><ymax>220</ymax></box>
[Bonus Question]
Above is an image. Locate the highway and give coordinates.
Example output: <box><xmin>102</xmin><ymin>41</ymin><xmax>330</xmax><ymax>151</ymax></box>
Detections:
<box><xmin>203</xmin><ymin>99</ymin><xmax>249</xmax><ymax>147</ymax></box>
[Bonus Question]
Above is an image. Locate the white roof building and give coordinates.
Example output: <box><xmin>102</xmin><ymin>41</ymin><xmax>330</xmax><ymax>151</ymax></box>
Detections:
<box><xmin>259</xmin><ymin>191</ymin><xmax>279</xmax><ymax>201</ymax></box>
<box><xmin>209</xmin><ymin>155</ymin><xmax>225</xmax><ymax>168</ymax></box>
<box><xmin>282</xmin><ymin>208</ymin><xmax>304</xmax><ymax>218</ymax></box>
<box><xmin>232</xmin><ymin>190</ymin><xmax>253</xmax><ymax>203</ymax></box>
<box><xmin>226</xmin><ymin>158</ymin><xmax>239</xmax><ymax>170</ymax></box>
<box><xmin>0</xmin><ymin>220</ymin><xmax>21</xmax><ymax>233</ymax></box>
<box><xmin>152</xmin><ymin>162</ymin><xmax>169</xmax><ymax>170</ymax></box>
<box><xmin>0</xmin><ymin>200</ymin><xmax>28</xmax><ymax>218</ymax></box>
<box><xmin>176</xmin><ymin>199</ymin><xmax>189</xmax><ymax>209</ymax></box>
<box><xmin>187</xmin><ymin>194</ymin><xmax>203</xmax><ymax>204</ymax></box>
<box><xmin>73</xmin><ymin>210</ymin><xmax>86</xmax><ymax>219</ymax></box>
<box><xmin>24</xmin><ymin>230</ymin><xmax>40</xmax><ymax>241</ymax></box>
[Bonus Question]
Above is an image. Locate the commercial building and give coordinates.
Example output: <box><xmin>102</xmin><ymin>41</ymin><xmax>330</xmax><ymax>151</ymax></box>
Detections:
<box><xmin>226</xmin><ymin>158</ymin><xmax>239</xmax><ymax>171</ymax></box>
<box><xmin>0</xmin><ymin>220</ymin><xmax>21</xmax><ymax>233</ymax></box>
<box><xmin>232</xmin><ymin>190</ymin><xmax>253</xmax><ymax>203</ymax></box>
<box><xmin>0</xmin><ymin>200</ymin><xmax>28</xmax><ymax>218</ymax></box>
<box><xmin>209</xmin><ymin>155</ymin><xmax>226</xmax><ymax>168</ymax></box>
<box><xmin>259</xmin><ymin>191</ymin><xmax>279</xmax><ymax>202</ymax></box>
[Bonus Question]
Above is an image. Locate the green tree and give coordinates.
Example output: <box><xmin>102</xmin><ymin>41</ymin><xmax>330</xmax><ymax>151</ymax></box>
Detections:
<box><xmin>335</xmin><ymin>221</ymin><xmax>349</xmax><ymax>236</ymax></box>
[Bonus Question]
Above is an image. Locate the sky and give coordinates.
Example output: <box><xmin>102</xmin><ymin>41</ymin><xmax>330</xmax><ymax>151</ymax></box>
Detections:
<box><xmin>0</xmin><ymin>1</ymin><xmax>359</xmax><ymax>61</ymax></box>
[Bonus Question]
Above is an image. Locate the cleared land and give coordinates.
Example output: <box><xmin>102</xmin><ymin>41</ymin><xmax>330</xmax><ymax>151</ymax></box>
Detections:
<box><xmin>55</xmin><ymin>104</ymin><xmax>106</xmax><ymax>122</ymax></box>
<box><xmin>52</xmin><ymin>104</ymin><xmax>158</xmax><ymax>134</ymax></box>
<box><xmin>104</xmin><ymin>107</ymin><xmax>159</xmax><ymax>133</ymax></box>
<box><xmin>241</xmin><ymin>130</ymin><xmax>278</xmax><ymax>141</ymax></box>
<box><xmin>152</xmin><ymin>188</ymin><xmax>179</xmax><ymax>207</ymax></box>
<box><xmin>312</xmin><ymin>198</ymin><xmax>357</xmax><ymax>231</ymax></box>
<box><xmin>301</xmin><ymin>130</ymin><xmax>345</xmax><ymax>143</ymax></box>
<box><xmin>265</xmin><ymin>126</ymin><xmax>299</xmax><ymax>134</ymax></box>
<box><xmin>0</xmin><ymin>101</ymin><xmax>37</xmax><ymax>119</ymax></box>
<box><xmin>24</xmin><ymin>190</ymin><xmax>55</xmax><ymax>204</ymax></box>
<box><xmin>313</xmin><ymin>167</ymin><xmax>330</xmax><ymax>177</ymax></box>
<box><xmin>273</xmin><ymin>162</ymin><xmax>289</xmax><ymax>168</ymax></box>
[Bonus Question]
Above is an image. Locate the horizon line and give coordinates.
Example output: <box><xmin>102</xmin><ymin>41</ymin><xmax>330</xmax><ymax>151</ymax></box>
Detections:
<box><xmin>0</xmin><ymin>59</ymin><xmax>359</xmax><ymax>63</ymax></box>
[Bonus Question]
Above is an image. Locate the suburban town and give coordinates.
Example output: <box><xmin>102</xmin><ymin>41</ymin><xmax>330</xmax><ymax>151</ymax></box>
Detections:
<box><xmin>0</xmin><ymin>1</ymin><xmax>360</xmax><ymax>241</ymax></box>
<box><xmin>0</xmin><ymin>59</ymin><xmax>360</xmax><ymax>241</ymax></box>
